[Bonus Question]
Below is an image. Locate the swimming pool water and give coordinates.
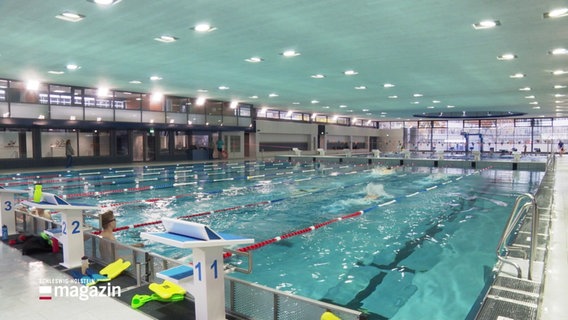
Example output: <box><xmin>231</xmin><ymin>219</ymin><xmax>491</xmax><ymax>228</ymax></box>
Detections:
<box><xmin>6</xmin><ymin>162</ymin><xmax>544</xmax><ymax>319</ymax></box>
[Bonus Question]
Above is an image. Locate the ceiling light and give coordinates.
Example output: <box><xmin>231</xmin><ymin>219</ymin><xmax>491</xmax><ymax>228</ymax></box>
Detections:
<box><xmin>150</xmin><ymin>76</ymin><xmax>162</xmax><ymax>81</ymax></box>
<box><xmin>432</xmin><ymin>100</ymin><xmax>441</xmax><ymax>103</ymax></box>
<box><xmin>197</xmin><ymin>89</ymin><xmax>208</xmax><ymax>93</ymax></box>
<box><xmin>195</xmin><ymin>97</ymin><xmax>206</xmax><ymax>106</ymax></box>
<box><xmin>497</xmin><ymin>54</ymin><xmax>517</xmax><ymax>60</ymax></box>
<box><xmin>154</xmin><ymin>35</ymin><xmax>178</xmax><ymax>43</ymax></box>
<box><xmin>525</xmin><ymin>95</ymin><xmax>535</xmax><ymax>99</ymax></box>
<box><xmin>245</xmin><ymin>57</ymin><xmax>263</xmax><ymax>63</ymax></box>
<box><xmin>550</xmin><ymin>48</ymin><xmax>568</xmax><ymax>55</ymax></box>
<box><xmin>427</xmin><ymin>106</ymin><xmax>435</xmax><ymax>109</ymax></box>
<box><xmin>66</xmin><ymin>64</ymin><xmax>80</xmax><ymax>71</ymax></box>
<box><xmin>151</xmin><ymin>92</ymin><xmax>163</xmax><ymax>102</ymax></box>
<box><xmin>268</xmin><ymin>93</ymin><xmax>279</xmax><ymax>97</ymax></box>
<box><xmin>260</xmin><ymin>107</ymin><xmax>268</xmax><ymax>113</ymax></box>
<box><xmin>55</xmin><ymin>12</ymin><xmax>85</xmax><ymax>22</ymax></box>
<box><xmin>88</xmin><ymin>0</ymin><xmax>122</xmax><ymax>5</ymax></box>
<box><xmin>129</xmin><ymin>80</ymin><xmax>142</xmax><ymax>84</ymax></box>
<box><xmin>97</xmin><ymin>87</ymin><xmax>109</xmax><ymax>97</ymax></box>
<box><xmin>472</xmin><ymin>20</ymin><xmax>501</xmax><ymax>29</ymax></box>
<box><xmin>344</xmin><ymin>70</ymin><xmax>358</xmax><ymax>75</ymax></box>
<box><xmin>388</xmin><ymin>95</ymin><xmax>398</xmax><ymax>99</ymax></box>
<box><xmin>281</xmin><ymin>50</ymin><xmax>300</xmax><ymax>57</ymax></box>
<box><xmin>218</xmin><ymin>86</ymin><xmax>230</xmax><ymax>90</ymax></box>
<box><xmin>509</xmin><ymin>73</ymin><xmax>525</xmax><ymax>78</ymax></box>
<box><xmin>552</xmin><ymin>70</ymin><xmax>567</xmax><ymax>75</ymax></box>
<box><xmin>381</xmin><ymin>112</ymin><xmax>387</xmax><ymax>115</ymax></box>
<box><xmin>26</xmin><ymin>80</ymin><xmax>40</xmax><ymax>91</ymax></box>
<box><xmin>311</xmin><ymin>74</ymin><xmax>325</xmax><ymax>79</ymax></box>
<box><xmin>339</xmin><ymin>105</ymin><xmax>347</xmax><ymax>108</ymax></box>
<box><xmin>311</xmin><ymin>100</ymin><xmax>320</xmax><ymax>104</ymax></box>
<box><xmin>532</xmin><ymin>106</ymin><xmax>541</xmax><ymax>109</ymax></box>
<box><xmin>411</xmin><ymin>101</ymin><xmax>420</xmax><ymax>104</ymax></box>
<box><xmin>96</xmin><ymin>117</ymin><xmax>102</xmax><ymax>122</ymax></box>
<box><xmin>447</xmin><ymin>105</ymin><xmax>455</xmax><ymax>108</ymax></box>
<box><xmin>38</xmin><ymin>115</ymin><xmax>45</xmax><ymax>120</ymax></box>
<box><xmin>383</xmin><ymin>83</ymin><xmax>395</xmax><ymax>88</ymax></box>
<box><xmin>230</xmin><ymin>101</ymin><xmax>238</xmax><ymax>109</ymax></box>
<box><xmin>519</xmin><ymin>87</ymin><xmax>531</xmax><ymax>91</ymax></box>
<box><xmin>544</xmin><ymin>8</ymin><xmax>568</xmax><ymax>18</ymax></box>
<box><xmin>413</xmin><ymin>93</ymin><xmax>423</xmax><ymax>97</ymax></box>
<box><xmin>193</xmin><ymin>24</ymin><xmax>216</xmax><ymax>32</ymax></box>
<box><xmin>362</xmin><ymin>109</ymin><xmax>369</xmax><ymax>112</ymax></box>
<box><xmin>322</xmin><ymin>106</ymin><xmax>330</xmax><ymax>109</ymax></box>
<box><xmin>555</xmin><ymin>94</ymin><xmax>566</xmax><ymax>97</ymax></box>
<box><xmin>292</xmin><ymin>102</ymin><xmax>300</xmax><ymax>105</ymax></box>
<box><xmin>249</xmin><ymin>95</ymin><xmax>258</xmax><ymax>99</ymax></box>
<box><xmin>69</xmin><ymin>116</ymin><xmax>76</xmax><ymax>121</ymax></box>
<box><xmin>354</xmin><ymin>86</ymin><xmax>367</xmax><ymax>90</ymax></box>
<box><xmin>529</xmin><ymin>101</ymin><xmax>539</xmax><ymax>105</ymax></box>
<box><xmin>555</xmin><ymin>85</ymin><xmax>567</xmax><ymax>89</ymax></box>
<box><xmin>48</xmin><ymin>70</ymin><xmax>65</xmax><ymax>75</ymax></box>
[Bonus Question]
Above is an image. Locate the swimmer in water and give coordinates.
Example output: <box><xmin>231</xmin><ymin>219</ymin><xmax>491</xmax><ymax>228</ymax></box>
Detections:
<box><xmin>365</xmin><ymin>183</ymin><xmax>388</xmax><ymax>200</ymax></box>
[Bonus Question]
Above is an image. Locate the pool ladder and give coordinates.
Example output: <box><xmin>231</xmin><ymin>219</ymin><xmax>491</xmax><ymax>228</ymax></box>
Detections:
<box><xmin>496</xmin><ymin>192</ymin><xmax>538</xmax><ymax>280</ymax></box>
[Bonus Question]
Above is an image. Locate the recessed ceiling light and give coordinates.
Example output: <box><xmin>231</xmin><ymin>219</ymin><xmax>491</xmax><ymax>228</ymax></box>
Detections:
<box><xmin>292</xmin><ymin>102</ymin><xmax>300</xmax><ymax>105</ymax></box>
<box><xmin>69</xmin><ymin>116</ymin><xmax>76</xmax><ymax>121</ymax></box>
<box><xmin>87</xmin><ymin>0</ymin><xmax>122</xmax><ymax>5</ymax></box>
<box><xmin>281</xmin><ymin>50</ymin><xmax>300</xmax><ymax>57</ymax></box>
<box><xmin>38</xmin><ymin>115</ymin><xmax>45</xmax><ymax>120</ymax></box>
<box><xmin>432</xmin><ymin>100</ymin><xmax>441</xmax><ymax>103</ymax></box>
<box><xmin>509</xmin><ymin>73</ymin><xmax>525</xmax><ymax>78</ymax></box>
<box><xmin>322</xmin><ymin>106</ymin><xmax>330</xmax><ymax>109</ymax></box>
<box><xmin>55</xmin><ymin>12</ymin><xmax>85</xmax><ymax>22</ymax></box>
<box><xmin>533</xmin><ymin>106</ymin><xmax>541</xmax><ymax>109</ymax></box>
<box><xmin>97</xmin><ymin>87</ymin><xmax>109</xmax><ymax>97</ymax></box>
<box><xmin>197</xmin><ymin>89</ymin><xmax>208</xmax><ymax>93</ymax></box>
<box><xmin>230</xmin><ymin>101</ymin><xmax>238</xmax><ymax>109</ymax></box>
<box><xmin>519</xmin><ymin>87</ymin><xmax>531</xmax><ymax>91</ymax></box>
<box><xmin>472</xmin><ymin>20</ymin><xmax>501</xmax><ymax>29</ymax></box>
<box><xmin>550</xmin><ymin>48</ymin><xmax>568</xmax><ymax>55</ymax></box>
<box><xmin>362</xmin><ymin>109</ymin><xmax>369</xmax><ymax>112</ymax></box>
<box><xmin>249</xmin><ymin>95</ymin><xmax>258</xmax><ymax>99</ymax></box>
<box><xmin>150</xmin><ymin>76</ymin><xmax>162</xmax><ymax>81</ymax></box>
<box><xmin>218</xmin><ymin>86</ymin><xmax>230</xmax><ymax>90</ymax></box>
<box><xmin>497</xmin><ymin>54</ymin><xmax>517</xmax><ymax>60</ymax></box>
<box><xmin>555</xmin><ymin>94</ymin><xmax>566</xmax><ymax>97</ymax></box>
<box><xmin>48</xmin><ymin>70</ymin><xmax>65</xmax><ymax>75</ymax></box>
<box><xmin>311</xmin><ymin>74</ymin><xmax>325</xmax><ymax>79</ymax></box>
<box><xmin>552</xmin><ymin>69</ymin><xmax>567</xmax><ymax>75</ymax></box>
<box><xmin>411</xmin><ymin>101</ymin><xmax>420</xmax><ymax>104</ymax></box>
<box><xmin>544</xmin><ymin>8</ymin><xmax>568</xmax><ymax>18</ymax></box>
<box><xmin>66</xmin><ymin>64</ymin><xmax>80</xmax><ymax>70</ymax></box>
<box><xmin>193</xmin><ymin>24</ymin><xmax>216</xmax><ymax>32</ymax></box>
<box><xmin>383</xmin><ymin>83</ymin><xmax>395</xmax><ymax>88</ymax></box>
<box><xmin>311</xmin><ymin>100</ymin><xmax>320</xmax><ymax>104</ymax></box>
<box><xmin>413</xmin><ymin>93</ymin><xmax>423</xmax><ymax>97</ymax></box>
<box><xmin>388</xmin><ymin>95</ymin><xmax>398</xmax><ymax>99</ymax></box>
<box><xmin>268</xmin><ymin>93</ymin><xmax>279</xmax><ymax>97</ymax></box>
<box><xmin>154</xmin><ymin>35</ymin><xmax>178</xmax><ymax>43</ymax></box>
<box><xmin>245</xmin><ymin>57</ymin><xmax>264</xmax><ymax>63</ymax></box>
<box><xmin>447</xmin><ymin>105</ymin><xmax>455</xmax><ymax>108</ymax></box>
<box><xmin>427</xmin><ymin>106</ymin><xmax>435</xmax><ymax>109</ymax></box>
<box><xmin>26</xmin><ymin>80</ymin><xmax>40</xmax><ymax>91</ymax></box>
<box><xmin>381</xmin><ymin>112</ymin><xmax>387</xmax><ymax>115</ymax></box>
<box><xmin>354</xmin><ymin>86</ymin><xmax>367</xmax><ymax>90</ymax></box>
<box><xmin>555</xmin><ymin>85</ymin><xmax>567</xmax><ymax>89</ymax></box>
<box><xmin>344</xmin><ymin>70</ymin><xmax>358</xmax><ymax>76</ymax></box>
<box><xmin>529</xmin><ymin>101</ymin><xmax>539</xmax><ymax>105</ymax></box>
<box><xmin>129</xmin><ymin>80</ymin><xmax>142</xmax><ymax>84</ymax></box>
<box><xmin>525</xmin><ymin>95</ymin><xmax>535</xmax><ymax>99</ymax></box>
<box><xmin>195</xmin><ymin>97</ymin><xmax>206</xmax><ymax>106</ymax></box>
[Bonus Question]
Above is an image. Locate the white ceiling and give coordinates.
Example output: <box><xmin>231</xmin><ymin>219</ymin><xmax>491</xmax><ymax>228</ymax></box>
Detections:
<box><xmin>1</xmin><ymin>0</ymin><xmax>567</xmax><ymax>121</ymax></box>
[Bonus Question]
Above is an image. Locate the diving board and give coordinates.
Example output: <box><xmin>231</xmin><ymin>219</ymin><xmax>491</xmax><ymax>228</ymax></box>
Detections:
<box><xmin>0</xmin><ymin>186</ymin><xmax>28</xmax><ymax>236</ymax></box>
<box><xmin>141</xmin><ymin>218</ymin><xmax>254</xmax><ymax>320</ymax></box>
<box><xmin>21</xmin><ymin>192</ymin><xmax>99</xmax><ymax>268</ymax></box>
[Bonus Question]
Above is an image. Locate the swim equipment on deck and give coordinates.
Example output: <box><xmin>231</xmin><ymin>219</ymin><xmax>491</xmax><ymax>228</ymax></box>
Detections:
<box><xmin>71</xmin><ymin>258</ymin><xmax>131</xmax><ymax>286</ymax></box>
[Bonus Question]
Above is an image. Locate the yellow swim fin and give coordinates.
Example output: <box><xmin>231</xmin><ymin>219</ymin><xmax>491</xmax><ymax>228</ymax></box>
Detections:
<box><xmin>149</xmin><ymin>280</ymin><xmax>186</xmax><ymax>299</ymax></box>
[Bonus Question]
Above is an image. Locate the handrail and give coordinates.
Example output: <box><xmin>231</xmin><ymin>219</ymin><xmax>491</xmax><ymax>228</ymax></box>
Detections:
<box><xmin>495</xmin><ymin>192</ymin><xmax>538</xmax><ymax>280</ymax></box>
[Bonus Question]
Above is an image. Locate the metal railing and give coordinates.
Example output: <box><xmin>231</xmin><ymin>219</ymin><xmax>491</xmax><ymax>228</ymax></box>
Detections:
<box><xmin>496</xmin><ymin>192</ymin><xmax>538</xmax><ymax>280</ymax></box>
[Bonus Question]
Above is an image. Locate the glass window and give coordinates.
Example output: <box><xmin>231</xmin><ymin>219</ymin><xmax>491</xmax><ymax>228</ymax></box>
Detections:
<box><xmin>49</xmin><ymin>85</ymin><xmax>73</xmax><ymax>106</ymax></box>
<box><xmin>115</xmin><ymin>130</ymin><xmax>129</xmax><ymax>156</ymax></box>
<box><xmin>239</xmin><ymin>105</ymin><xmax>251</xmax><ymax>117</ymax></box>
<box><xmin>279</xmin><ymin>111</ymin><xmax>292</xmax><ymax>120</ymax></box>
<box><xmin>0</xmin><ymin>79</ymin><xmax>7</xmax><ymax>101</ymax></box>
<box><xmin>266</xmin><ymin>110</ymin><xmax>279</xmax><ymax>119</ymax></box>
<box><xmin>315</xmin><ymin>115</ymin><xmax>327</xmax><ymax>123</ymax></box>
<box><xmin>142</xmin><ymin>93</ymin><xmax>164</xmax><ymax>111</ymax></box>
<box><xmin>379</xmin><ymin>122</ymin><xmax>391</xmax><ymax>129</ymax></box>
<box><xmin>114</xmin><ymin>91</ymin><xmax>141</xmax><ymax>110</ymax></box>
<box><xmin>337</xmin><ymin>117</ymin><xmax>350</xmax><ymax>125</ymax></box>
<box><xmin>9</xmin><ymin>80</ymin><xmax>48</xmax><ymax>104</ymax></box>
<box><xmin>391</xmin><ymin>121</ymin><xmax>404</xmax><ymax>129</ymax></box>
<box><xmin>166</xmin><ymin>97</ymin><xmax>189</xmax><ymax>113</ymax></box>
<box><xmin>554</xmin><ymin>118</ymin><xmax>568</xmax><ymax>126</ymax></box>
<box><xmin>158</xmin><ymin>131</ymin><xmax>169</xmax><ymax>154</ymax></box>
<box><xmin>228</xmin><ymin>135</ymin><xmax>241</xmax><ymax>153</ymax></box>
<box><xmin>0</xmin><ymin>128</ymin><xmax>32</xmax><ymax>159</ymax></box>
<box><xmin>464</xmin><ymin>120</ymin><xmax>479</xmax><ymax>128</ymax></box>
<box><xmin>191</xmin><ymin>134</ymin><xmax>209</xmax><ymax>149</ymax></box>
<box><xmin>533</xmin><ymin>118</ymin><xmax>552</xmax><ymax>127</ymax></box>
<box><xmin>404</xmin><ymin>121</ymin><xmax>418</xmax><ymax>128</ymax></box>
<box><xmin>433</xmin><ymin>120</ymin><xmax>447</xmax><ymax>128</ymax></box>
<box><xmin>418</xmin><ymin>121</ymin><xmax>432</xmax><ymax>128</ymax></box>
<box><xmin>41</xmin><ymin>129</ymin><xmax>77</xmax><ymax>158</ymax></box>
<box><xmin>515</xmin><ymin>119</ymin><xmax>532</xmax><ymax>127</ymax></box>
<box><xmin>78</xmin><ymin>130</ymin><xmax>110</xmax><ymax>156</ymax></box>
<box><xmin>173</xmin><ymin>131</ymin><xmax>190</xmax><ymax>155</ymax></box>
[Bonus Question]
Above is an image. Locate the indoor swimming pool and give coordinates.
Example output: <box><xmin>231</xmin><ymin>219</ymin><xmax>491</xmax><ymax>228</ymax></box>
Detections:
<box><xmin>4</xmin><ymin>161</ymin><xmax>545</xmax><ymax>320</ymax></box>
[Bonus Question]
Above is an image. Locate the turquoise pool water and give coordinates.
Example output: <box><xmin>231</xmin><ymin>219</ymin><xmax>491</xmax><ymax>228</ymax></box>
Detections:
<box><xmin>5</xmin><ymin>162</ymin><xmax>544</xmax><ymax>319</ymax></box>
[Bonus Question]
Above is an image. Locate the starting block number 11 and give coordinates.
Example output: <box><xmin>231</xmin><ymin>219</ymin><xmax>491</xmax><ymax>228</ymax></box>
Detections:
<box><xmin>194</xmin><ymin>260</ymin><xmax>218</xmax><ymax>281</ymax></box>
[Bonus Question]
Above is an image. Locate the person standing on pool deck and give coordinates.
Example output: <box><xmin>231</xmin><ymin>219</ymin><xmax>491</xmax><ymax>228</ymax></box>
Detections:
<box><xmin>65</xmin><ymin>139</ymin><xmax>74</xmax><ymax>168</ymax></box>
<box><xmin>559</xmin><ymin>140</ymin><xmax>564</xmax><ymax>157</ymax></box>
<box><xmin>216</xmin><ymin>137</ymin><xmax>224</xmax><ymax>159</ymax></box>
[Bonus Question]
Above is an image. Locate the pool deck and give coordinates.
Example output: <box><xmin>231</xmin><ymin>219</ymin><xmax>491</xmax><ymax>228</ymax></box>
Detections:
<box><xmin>0</xmin><ymin>157</ymin><xmax>566</xmax><ymax>319</ymax></box>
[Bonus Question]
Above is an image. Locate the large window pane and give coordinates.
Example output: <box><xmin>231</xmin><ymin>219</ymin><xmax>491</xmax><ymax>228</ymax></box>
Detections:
<box><xmin>0</xmin><ymin>128</ymin><xmax>32</xmax><ymax>159</ymax></box>
<box><xmin>41</xmin><ymin>129</ymin><xmax>77</xmax><ymax>158</ymax></box>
